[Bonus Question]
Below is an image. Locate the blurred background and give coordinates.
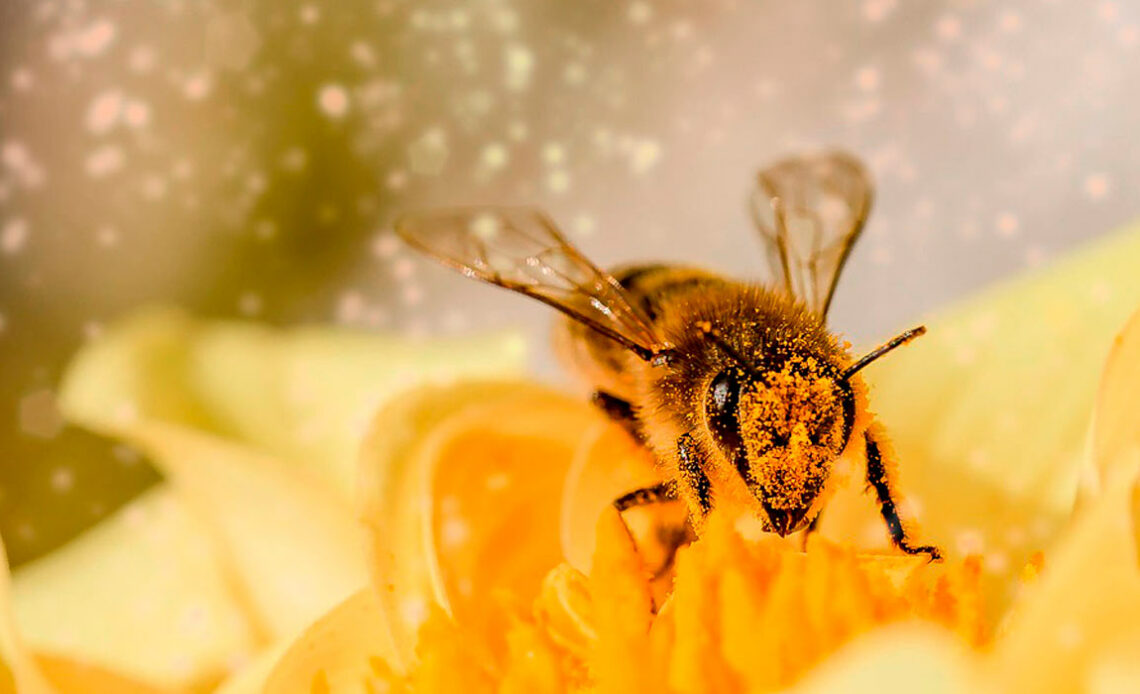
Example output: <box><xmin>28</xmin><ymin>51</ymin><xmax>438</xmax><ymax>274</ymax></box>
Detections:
<box><xmin>1</xmin><ymin>0</ymin><xmax>1138</xmax><ymax>568</ymax></box>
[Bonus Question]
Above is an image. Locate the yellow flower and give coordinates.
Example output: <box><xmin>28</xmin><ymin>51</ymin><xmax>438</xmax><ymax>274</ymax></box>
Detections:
<box><xmin>257</xmin><ymin>226</ymin><xmax>1140</xmax><ymax>693</ymax></box>
<box><xmin>2</xmin><ymin>225</ymin><xmax>1139</xmax><ymax>693</ymax></box>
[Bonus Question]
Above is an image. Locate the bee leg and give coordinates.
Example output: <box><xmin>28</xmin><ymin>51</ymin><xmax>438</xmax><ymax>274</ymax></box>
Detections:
<box><xmin>864</xmin><ymin>431</ymin><xmax>942</xmax><ymax>561</ymax></box>
<box><xmin>612</xmin><ymin>482</ymin><xmax>692</xmax><ymax>588</ymax></box>
<box><xmin>677</xmin><ymin>431</ymin><xmax>713</xmax><ymax>517</ymax></box>
<box><xmin>591</xmin><ymin>391</ymin><xmax>644</xmax><ymax>442</ymax></box>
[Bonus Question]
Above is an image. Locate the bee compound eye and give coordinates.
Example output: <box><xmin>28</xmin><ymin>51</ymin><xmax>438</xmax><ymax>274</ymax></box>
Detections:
<box><xmin>708</xmin><ymin>370</ymin><xmax>740</xmax><ymax>418</ymax></box>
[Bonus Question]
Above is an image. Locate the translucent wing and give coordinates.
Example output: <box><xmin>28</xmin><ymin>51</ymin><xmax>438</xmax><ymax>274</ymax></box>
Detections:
<box><xmin>395</xmin><ymin>207</ymin><xmax>666</xmax><ymax>360</ymax></box>
<box><xmin>750</xmin><ymin>151</ymin><xmax>873</xmax><ymax>318</ymax></box>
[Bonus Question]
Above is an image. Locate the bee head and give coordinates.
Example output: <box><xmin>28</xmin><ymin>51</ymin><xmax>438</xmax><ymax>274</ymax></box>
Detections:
<box><xmin>705</xmin><ymin>361</ymin><xmax>847</xmax><ymax>536</ymax></box>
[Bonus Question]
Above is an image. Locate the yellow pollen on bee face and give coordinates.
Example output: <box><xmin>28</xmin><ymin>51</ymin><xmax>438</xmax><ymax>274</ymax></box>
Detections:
<box><xmin>736</xmin><ymin>363</ymin><xmax>843</xmax><ymax>510</ymax></box>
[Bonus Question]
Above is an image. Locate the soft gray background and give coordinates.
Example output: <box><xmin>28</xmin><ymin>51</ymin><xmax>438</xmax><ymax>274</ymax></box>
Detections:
<box><xmin>1</xmin><ymin>0</ymin><xmax>1137</xmax><ymax>564</ymax></box>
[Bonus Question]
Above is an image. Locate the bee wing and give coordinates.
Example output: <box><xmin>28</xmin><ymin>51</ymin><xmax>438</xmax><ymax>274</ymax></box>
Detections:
<box><xmin>750</xmin><ymin>151</ymin><xmax>873</xmax><ymax>318</ymax></box>
<box><xmin>396</xmin><ymin>206</ymin><xmax>666</xmax><ymax>360</ymax></box>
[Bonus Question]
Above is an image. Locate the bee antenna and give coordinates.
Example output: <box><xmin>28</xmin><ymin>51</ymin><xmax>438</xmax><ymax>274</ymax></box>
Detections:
<box><xmin>841</xmin><ymin>326</ymin><xmax>926</xmax><ymax>381</ymax></box>
<box><xmin>697</xmin><ymin>321</ymin><xmax>762</xmax><ymax>378</ymax></box>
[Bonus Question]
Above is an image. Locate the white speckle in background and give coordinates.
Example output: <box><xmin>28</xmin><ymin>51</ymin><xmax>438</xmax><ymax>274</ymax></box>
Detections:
<box><xmin>1</xmin><ymin>218</ymin><xmax>29</xmax><ymax>254</ymax></box>
<box><xmin>86</xmin><ymin>91</ymin><xmax>124</xmax><ymax>134</ymax></box>
<box><xmin>51</xmin><ymin>467</ymin><xmax>75</xmax><ymax>493</ymax></box>
<box><xmin>85</xmin><ymin>146</ymin><xmax>124</xmax><ymax>177</ymax></box>
<box><xmin>253</xmin><ymin>219</ymin><xmax>277</xmax><ymax>240</ymax></box>
<box><xmin>299</xmin><ymin>5</ymin><xmax>321</xmax><ymax>25</ymax></box>
<box><xmin>935</xmin><ymin>14</ymin><xmax>962</xmax><ymax>41</ymax></box>
<box><xmin>629</xmin><ymin>2</ymin><xmax>653</xmax><ymax>24</ymax></box>
<box><xmin>504</xmin><ymin>43</ymin><xmax>534</xmax><ymax>91</ymax></box>
<box><xmin>372</xmin><ymin>233</ymin><xmax>400</xmax><ymax>259</ymax></box>
<box><xmin>995</xmin><ymin>213</ymin><xmax>1020</xmax><ymax>238</ymax></box>
<box><xmin>999</xmin><ymin>10</ymin><xmax>1023</xmax><ymax>33</ymax></box>
<box><xmin>402</xmin><ymin>285</ymin><xmax>423</xmax><ymax>306</ymax></box>
<box><xmin>628</xmin><ymin>138</ymin><xmax>662</xmax><ymax>175</ymax></box>
<box><xmin>124</xmin><ymin>99</ymin><xmax>151</xmax><ymax>128</ymax></box>
<box><xmin>18</xmin><ymin>389</ymin><xmax>63</xmax><ymax>439</ymax></box>
<box><xmin>387</xmin><ymin>169</ymin><xmax>408</xmax><ymax>190</ymax></box>
<box><xmin>183</xmin><ymin>71</ymin><xmax>213</xmax><ymax>100</ymax></box>
<box><xmin>392</xmin><ymin>258</ymin><xmax>415</xmax><ymax>281</ymax></box>
<box><xmin>238</xmin><ymin>292</ymin><xmax>263</xmax><ymax>316</ymax></box>
<box><xmin>128</xmin><ymin>45</ymin><xmax>156</xmax><ymax>73</ymax></box>
<box><xmin>546</xmin><ymin>169</ymin><xmax>571</xmax><ymax>193</ymax></box>
<box><xmin>480</xmin><ymin>142</ymin><xmax>508</xmax><ymax>170</ymax></box>
<box><xmin>336</xmin><ymin>290</ymin><xmax>365</xmax><ymax>323</ymax></box>
<box><xmin>10</xmin><ymin>67</ymin><xmax>34</xmax><ymax>91</ymax></box>
<box><xmin>862</xmin><ymin>0</ymin><xmax>896</xmax><ymax>23</ymax></box>
<box><xmin>96</xmin><ymin>225</ymin><xmax>120</xmax><ymax>247</ymax></box>
<box><xmin>79</xmin><ymin>19</ymin><xmax>117</xmax><ymax>56</ymax></box>
<box><xmin>855</xmin><ymin>66</ymin><xmax>880</xmax><ymax>92</ymax></box>
<box><xmin>408</xmin><ymin>128</ymin><xmax>449</xmax><ymax>175</ymax></box>
<box><xmin>542</xmin><ymin>142</ymin><xmax>565</xmax><ymax>166</ymax></box>
<box><xmin>317</xmin><ymin>84</ymin><xmax>350</xmax><ymax>118</ymax></box>
<box><xmin>1083</xmin><ymin>173</ymin><xmax>1111</xmax><ymax>200</ymax></box>
<box><xmin>572</xmin><ymin>214</ymin><xmax>597</xmax><ymax>239</ymax></box>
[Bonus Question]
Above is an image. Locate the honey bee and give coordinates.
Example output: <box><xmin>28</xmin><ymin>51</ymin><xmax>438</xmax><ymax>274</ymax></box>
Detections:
<box><xmin>396</xmin><ymin>151</ymin><xmax>939</xmax><ymax>559</ymax></box>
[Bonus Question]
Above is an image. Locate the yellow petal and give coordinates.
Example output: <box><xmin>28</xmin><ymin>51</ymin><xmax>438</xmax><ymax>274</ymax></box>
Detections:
<box><xmin>789</xmin><ymin>624</ymin><xmax>988</xmax><ymax>694</ymax></box>
<box><xmin>10</xmin><ymin>489</ymin><xmax>256</xmax><ymax>690</ymax></box>
<box><xmin>59</xmin><ymin>307</ymin><xmax>527</xmax><ymax>501</ymax></box>
<box><xmin>560</xmin><ymin>421</ymin><xmax>660</xmax><ymax>574</ymax></box>
<box><xmin>34</xmin><ymin>655</ymin><xmax>179</xmax><ymax>694</ymax></box>
<box><xmin>262</xmin><ymin>589</ymin><xmax>397</xmax><ymax>694</ymax></box>
<box><xmin>211</xmin><ymin>644</ymin><xmax>289</xmax><ymax>694</ymax></box>
<box><xmin>845</xmin><ymin>227</ymin><xmax>1140</xmax><ymax>605</ymax></box>
<box><xmin>357</xmin><ymin>381</ymin><xmax>604</xmax><ymax>671</ymax></box>
<box><xmin>588</xmin><ymin>507</ymin><xmax>657</xmax><ymax>694</ymax></box>
<box><xmin>990</xmin><ymin>450</ymin><xmax>1140</xmax><ymax>692</ymax></box>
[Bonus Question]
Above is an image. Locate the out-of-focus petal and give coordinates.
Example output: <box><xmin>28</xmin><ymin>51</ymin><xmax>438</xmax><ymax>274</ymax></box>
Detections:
<box><xmin>990</xmin><ymin>450</ymin><xmax>1140</xmax><ymax>692</ymax></box>
<box><xmin>262</xmin><ymin>589</ymin><xmax>397</xmax><ymax>694</ymax></box>
<box><xmin>72</xmin><ymin>422</ymin><xmax>369</xmax><ymax>645</ymax></box>
<box><xmin>356</xmin><ymin>381</ymin><xmax>607</xmax><ymax>671</ymax></box>
<box><xmin>211</xmin><ymin>644</ymin><xmax>289</xmax><ymax>694</ymax></box>
<box><xmin>839</xmin><ymin>228</ymin><xmax>1140</xmax><ymax>607</ymax></box>
<box><xmin>59</xmin><ymin>307</ymin><xmax>527</xmax><ymax>501</ymax></box>
<box><xmin>789</xmin><ymin>625</ymin><xmax>989</xmax><ymax>694</ymax></box>
<box><xmin>1</xmin><ymin>534</ymin><xmax>55</xmax><ymax>694</ymax></box>
<box><xmin>34</xmin><ymin>655</ymin><xmax>179</xmax><ymax>694</ymax></box>
<box><xmin>10</xmin><ymin>490</ymin><xmax>257</xmax><ymax>690</ymax></box>
<box><xmin>1088</xmin><ymin>307</ymin><xmax>1140</xmax><ymax>491</ymax></box>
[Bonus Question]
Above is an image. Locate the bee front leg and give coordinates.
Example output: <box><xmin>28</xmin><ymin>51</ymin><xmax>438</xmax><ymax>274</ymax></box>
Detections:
<box><xmin>864</xmin><ymin>430</ymin><xmax>941</xmax><ymax>561</ymax></box>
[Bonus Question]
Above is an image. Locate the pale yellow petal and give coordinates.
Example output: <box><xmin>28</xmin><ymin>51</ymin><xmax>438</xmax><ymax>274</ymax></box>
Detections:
<box><xmin>211</xmin><ymin>644</ymin><xmax>289</xmax><ymax>694</ymax></box>
<box><xmin>87</xmin><ymin>422</ymin><xmax>370</xmax><ymax>644</ymax></box>
<box><xmin>10</xmin><ymin>489</ymin><xmax>257</xmax><ymax>690</ymax></box>
<box><xmin>790</xmin><ymin>625</ymin><xmax>988</xmax><ymax>694</ymax></box>
<box><xmin>59</xmin><ymin>307</ymin><xmax>527</xmax><ymax>500</ymax></box>
<box><xmin>989</xmin><ymin>450</ymin><xmax>1140</xmax><ymax>693</ymax></box>
<box><xmin>841</xmin><ymin>228</ymin><xmax>1140</xmax><ymax>604</ymax></box>
<box><xmin>262</xmin><ymin>589</ymin><xmax>396</xmax><ymax>694</ymax></box>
